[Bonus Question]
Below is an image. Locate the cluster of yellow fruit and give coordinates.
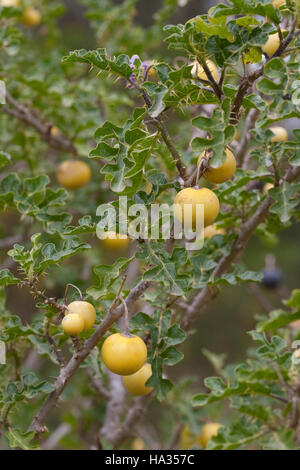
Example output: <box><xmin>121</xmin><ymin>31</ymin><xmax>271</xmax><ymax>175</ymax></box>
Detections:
<box><xmin>180</xmin><ymin>423</ymin><xmax>221</xmax><ymax>450</ymax></box>
<box><xmin>190</xmin><ymin>2</ymin><xmax>286</xmax><ymax>77</ymax></box>
<box><xmin>1</xmin><ymin>0</ymin><xmax>41</xmax><ymax>27</ymax></box>
<box><xmin>61</xmin><ymin>300</ymin><xmax>96</xmax><ymax>336</ymax></box>
<box><xmin>101</xmin><ymin>333</ymin><xmax>153</xmax><ymax>396</ymax></box>
<box><xmin>61</xmin><ymin>301</ymin><xmax>151</xmax><ymax>396</ymax></box>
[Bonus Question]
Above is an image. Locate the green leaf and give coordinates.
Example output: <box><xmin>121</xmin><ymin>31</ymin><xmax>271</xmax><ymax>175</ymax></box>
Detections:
<box><xmin>87</xmin><ymin>257</ymin><xmax>133</xmax><ymax>299</ymax></box>
<box><xmin>6</xmin><ymin>428</ymin><xmax>39</xmax><ymax>450</ymax></box>
<box><xmin>165</xmin><ymin>324</ymin><xmax>186</xmax><ymax>346</ymax></box>
<box><xmin>192</xmin><ymin>104</ymin><xmax>235</xmax><ymax>166</ymax></box>
<box><xmin>257</xmin><ymin>309</ymin><xmax>300</xmax><ymax>332</ymax></box>
<box><xmin>269</xmin><ymin>182</ymin><xmax>299</xmax><ymax>223</ymax></box>
<box><xmin>0</xmin><ymin>151</ymin><xmax>11</xmax><ymax>169</ymax></box>
<box><xmin>283</xmin><ymin>289</ymin><xmax>300</xmax><ymax>309</ymax></box>
<box><xmin>161</xmin><ymin>346</ymin><xmax>184</xmax><ymax>366</ymax></box>
<box><xmin>147</xmin><ymin>356</ymin><xmax>173</xmax><ymax>401</ymax></box>
<box><xmin>0</xmin><ymin>269</ymin><xmax>19</xmax><ymax>287</ymax></box>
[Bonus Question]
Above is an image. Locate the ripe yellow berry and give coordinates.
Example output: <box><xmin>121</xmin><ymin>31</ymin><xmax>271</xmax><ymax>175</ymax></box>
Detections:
<box><xmin>61</xmin><ymin>313</ymin><xmax>84</xmax><ymax>336</ymax></box>
<box><xmin>263</xmin><ymin>182</ymin><xmax>274</xmax><ymax>195</ymax></box>
<box><xmin>191</xmin><ymin>59</ymin><xmax>219</xmax><ymax>82</ymax></box>
<box><xmin>293</xmin><ymin>349</ymin><xmax>300</xmax><ymax>359</ymax></box>
<box><xmin>1</xmin><ymin>0</ymin><xmax>19</xmax><ymax>6</ymax></box>
<box><xmin>174</xmin><ymin>187</ymin><xmax>220</xmax><ymax>228</ymax></box>
<box><xmin>179</xmin><ymin>425</ymin><xmax>197</xmax><ymax>450</ymax></box>
<box><xmin>144</xmin><ymin>180</ymin><xmax>153</xmax><ymax>195</ymax></box>
<box><xmin>50</xmin><ymin>126</ymin><xmax>61</xmax><ymax>137</ymax></box>
<box><xmin>66</xmin><ymin>301</ymin><xmax>96</xmax><ymax>331</ymax></box>
<box><xmin>262</xmin><ymin>33</ymin><xmax>280</xmax><ymax>56</ymax></box>
<box><xmin>123</xmin><ymin>363</ymin><xmax>153</xmax><ymax>396</ymax></box>
<box><xmin>131</xmin><ymin>437</ymin><xmax>145</xmax><ymax>450</ymax></box>
<box><xmin>204</xmin><ymin>223</ymin><xmax>225</xmax><ymax>239</ymax></box>
<box><xmin>145</xmin><ymin>60</ymin><xmax>158</xmax><ymax>81</ymax></box>
<box><xmin>269</xmin><ymin>126</ymin><xmax>288</xmax><ymax>142</ymax></box>
<box><xmin>20</xmin><ymin>6</ymin><xmax>41</xmax><ymax>27</ymax></box>
<box><xmin>233</xmin><ymin>130</ymin><xmax>239</xmax><ymax>142</ymax></box>
<box><xmin>273</xmin><ymin>0</ymin><xmax>285</xmax><ymax>7</ymax></box>
<box><xmin>101</xmin><ymin>333</ymin><xmax>147</xmax><ymax>375</ymax></box>
<box><xmin>198</xmin><ymin>148</ymin><xmax>236</xmax><ymax>184</ymax></box>
<box><xmin>198</xmin><ymin>422</ymin><xmax>221</xmax><ymax>449</ymax></box>
<box><xmin>56</xmin><ymin>160</ymin><xmax>91</xmax><ymax>189</ymax></box>
<box><xmin>100</xmin><ymin>231</ymin><xmax>130</xmax><ymax>251</ymax></box>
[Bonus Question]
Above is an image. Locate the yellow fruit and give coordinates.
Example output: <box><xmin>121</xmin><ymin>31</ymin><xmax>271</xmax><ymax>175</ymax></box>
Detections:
<box><xmin>61</xmin><ymin>313</ymin><xmax>84</xmax><ymax>336</ymax></box>
<box><xmin>179</xmin><ymin>425</ymin><xmax>197</xmax><ymax>450</ymax></box>
<box><xmin>100</xmin><ymin>231</ymin><xmax>130</xmax><ymax>250</ymax></box>
<box><xmin>262</xmin><ymin>33</ymin><xmax>280</xmax><ymax>56</ymax></box>
<box><xmin>191</xmin><ymin>59</ymin><xmax>219</xmax><ymax>82</ymax></box>
<box><xmin>131</xmin><ymin>437</ymin><xmax>145</xmax><ymax>450</ymax></box>
<box><xmin>293</xmin><ymin>349</ymin><xmax>300</xmax><ymax>359</ymax></box>
<box><xmin>204</xmin><ymin>223</ymin><xmax>225</xmax><ymax>239</ymax></box>
<box><xmin>101</xmin><ymin>333</ymin><xmax>147</xmax><ymax>375</ymax></box>
<box><xmin>233</xmin><ymin>130</ymin><xmax>239</xmax><ymax>142</ymax></box>
<box><xmin>273</xmin><ymin>0</ymin><xmax>285</xmax><ymax>7</ymax></box>
<box><xmin>269</xmin><ymin>126</ymin><xmax>288</xmax><ymax>142</ymax></box>
<box><xmin>56</xmin><ymin>160</ymin><xmax>91</xmax><ymax>189</ymax></box>
<box><xmin>66</xmin><ymin>301</ymin><xmax>96</xmax><ymax>331</ymax></box>
<box><xmin>198</xmin><ymin>422</ymin><xmax>221</xmax><ymax>449</ymax></box>
<box><xmin>263</xmin><ymin>182</ymin><xmax>274</xmax><ymax>194</ymax></box>
<box><xmin>51</xmin><ymin>126</ymin><xmax>61</xmax><ymax>137</ymax></box>
<box><xmin>20</xmin><ymin>6</ymin><xmax>41</xmax><ymax>27</ymax></box>
<box><xmin>174</xmin><ymin>187</ymin><xmax>220</xmax><ymax>228</ymax></box>
<box><xmin>145</xmin><ymin>61</ymin><xmax>157</xmax><ymax>81</ymax></box>
<box><xmin>1</xmin><ymin>0</ymin><xmax>19</xmax><ymax>6</ymax></box>
<box><xmin>144</xmin><ymin>180</ymin><xmax>153</xmax><ymax>195</ymax></box>
<box><xmin>123</xmin><ymin>363</ymin><xmax>153</xmax><ymax>396</ymax></box>
<box><xmin>198</xmin><ymin>148</ymin><xmax>236</xmax><ymax>184</ymax></box>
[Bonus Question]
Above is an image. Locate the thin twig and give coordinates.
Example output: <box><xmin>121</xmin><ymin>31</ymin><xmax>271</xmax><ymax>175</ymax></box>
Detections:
<box><xmin>86</xmin><ymin>368</ymin><xmax>110</xmax><ymax>400</ymax></box>
<box><xmin>3</xmin><ymin>92</ymin><xmax>77</xmax><ymax>155</ymax></box>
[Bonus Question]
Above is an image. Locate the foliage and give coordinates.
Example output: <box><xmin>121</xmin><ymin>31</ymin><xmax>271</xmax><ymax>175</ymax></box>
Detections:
<box><xmin>0</xmin><ymin>0</ymin><xmax>299</xmax><ymax>450</ymax></box>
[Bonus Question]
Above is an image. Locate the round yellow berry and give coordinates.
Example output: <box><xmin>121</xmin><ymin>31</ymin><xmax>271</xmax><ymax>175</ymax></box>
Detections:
<box><xmin>198</xmin><ymin>148</ymin><xmax>236</xmax><ymax>184</ymax></box>
<box><xmin>174</xmin><ymin>187</ymin><xmax>220</xmax><ymax>228</ymax></box>
<box><xmin>191</xmin><ymin>59</ymin><xmax>219</xmax><ymax>82</ymax></box>
<box><xmin>100</xmin><ymin>231</ymin><xmax>130</xmax><ymax>251</ymax></box>
<box><xmin>61</xmin><ymin>313</ymin><xmax>84</xmax><ymax>336</ymax></box>
<box><xmin>263</xmin><ymin>182</ymin><xmax>274</xmax><ymax>194</ymax></box>
<box><xmin>179</xmin><ymin>425</ymin><xmax>197</xmax><ymax>450</ymax></box>
<box><xmin>20</xmin><ymin>7</ymin><xmax>41</xmax><ymax>27</ymax></box>
<box><xmin>262</xmin><ymin>33</ymin><xmax>280</xmax><ymax>56</ymax></box>
<box><xmin>204</xmin><ymin>223</ymin><xmax>225</xmax><ymax>239</ymax></box>
<box><xmin>66</xmin><ymin>301</ymin><xmax>96</xmax><ymax>331</ymax></box>
<box><xmin>50</xmin><ymin>126</ymin><xmax>61</xmax><ymax>137</ymax></box>
<box><xmin>198</xmin><ymin>422</ymin><xmax>221</xmax><ymax>449</ymax></box>
<box><xmin>1</xmin><ymin>0</ymin><xmax>19</xmax><ymax>6</ymax></box>
<box><xmin>272</xmin><ymin>0</ymin><xmax>285</xmax><ymax>7</ymax></box>
<box><xmin>101</xmin><ymin>333</ymin><xmax>147</xmax><ymax>376</ymax></box>
<box><xmin>131</xmin><ymin>437</ymin><xmax>145</xmax><ymax>450</ymax></box>
<box><xmin>269</xmin><ymin>126</ymin><xmax>288</xmax><ymax>142</ymax></box>
<box><xmin>56</xmin><ymin>160</ymin><xmax>91</xmax><ymax>190</ymax></box>
<box><xmin>123</xmin><ymin>363</ymin><xmax>153</xmax><ymax>396</ymax></box>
